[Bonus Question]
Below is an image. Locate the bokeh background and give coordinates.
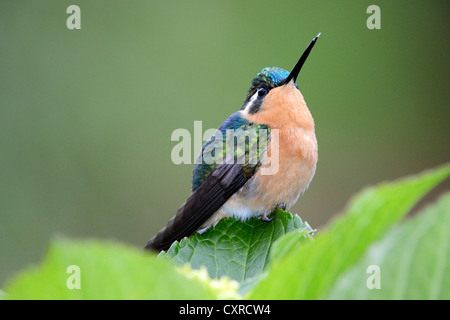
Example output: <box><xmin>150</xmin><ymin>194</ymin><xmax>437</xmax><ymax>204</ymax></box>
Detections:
<box><xmin>1</xmin><ymin>1</ymin><xmax>449</xmax><ymax>286</ymax></box>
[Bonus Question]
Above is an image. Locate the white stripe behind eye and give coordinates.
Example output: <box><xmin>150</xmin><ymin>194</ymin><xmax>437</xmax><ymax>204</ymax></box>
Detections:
<box><xmin>244</xmin><ymin>91</ymin><xmax>259</xmax><ymax>113</ymax></box>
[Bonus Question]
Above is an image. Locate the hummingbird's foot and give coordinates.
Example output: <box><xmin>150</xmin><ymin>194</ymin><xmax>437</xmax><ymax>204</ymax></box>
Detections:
<box><xmin>276</xmin><ymin>203</ymin><xmax>287</xmax><ymax>211</ymax></box>
<box><xmin>197</xmin><ymin>226</ymin><xmax>211</xmax><ymax>234</ymax></box>
<box><xmin>261</xmin><ymin>215</ymin><xmax>274</xmax><ymax>222</ymax></box>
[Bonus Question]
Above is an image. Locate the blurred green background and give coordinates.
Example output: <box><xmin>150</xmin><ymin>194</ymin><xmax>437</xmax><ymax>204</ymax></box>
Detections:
<box><xmin>1</xmin><ymin>0</ymin><xmax>449</xmax><ymax>286</ymax></box>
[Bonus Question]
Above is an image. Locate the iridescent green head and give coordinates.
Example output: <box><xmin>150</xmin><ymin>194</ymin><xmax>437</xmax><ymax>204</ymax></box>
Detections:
<box><xmin>244</xmin><ymin>67</ymin><xmax>291</xmax><ymax>101</ymax></box>
<box><xmin>242</xmin><ymin>33</ymin><xmax>321</xmax><ymax>114</ymax></box>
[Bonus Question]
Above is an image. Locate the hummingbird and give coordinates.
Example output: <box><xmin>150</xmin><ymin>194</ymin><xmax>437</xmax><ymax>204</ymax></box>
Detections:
<box><xmin>145</xmin><ymin>33</ymin><xmax>320</xmax><ymax>252</ymax></box>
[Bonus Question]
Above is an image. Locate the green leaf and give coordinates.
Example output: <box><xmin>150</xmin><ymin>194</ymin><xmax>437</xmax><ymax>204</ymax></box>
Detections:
<box><xmin>159</xmin><ymin>209</ymin><xmax>313</xmax><ymax>283</ymax></box>
<box><xmin>5</xmin><ymin>164</ymin><xmax>448</xmax><ymax>300</ymax></box>
<box><xmin>327</xmin><ymin>192</ymin><xmax>450</xmax><ymax>299</ymax></box>
<box><xmin>5</xmin><ymin>238</ymin><xmax>217</xmax><ymax>299</ymax></box>
<box><xmin>269</xmin><ymin>227</ymin><xmax>316</xmax><ymax>263</ymax></box>
<box><xmin>247</xmin><ymin>163</ymin><xmax>450</xmax><ymax>299</ymax></box>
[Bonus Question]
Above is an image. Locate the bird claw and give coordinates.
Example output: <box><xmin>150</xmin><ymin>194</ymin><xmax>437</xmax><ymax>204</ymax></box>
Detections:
<box><xmin>261</xmin><ymin>215</ymin><xmax>274</xmax><ymax>222</ymax></box>
<box><xmin>260</xmin><ymin>203</ymin><xmax>286</xmax><ymax>222</ymax></box>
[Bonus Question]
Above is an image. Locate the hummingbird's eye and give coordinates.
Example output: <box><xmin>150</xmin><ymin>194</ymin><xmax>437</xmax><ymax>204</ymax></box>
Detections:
<box><xmin>257</xmin><ymin>87</ymin><xmax>267</xmax><ymax>97</ymax></box>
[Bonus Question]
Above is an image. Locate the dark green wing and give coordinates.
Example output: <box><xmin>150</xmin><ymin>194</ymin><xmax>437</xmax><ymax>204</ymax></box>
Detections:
<box><xmin>145</xmin><ymin>112</ymin><xmax>269</xmax><ymax>251</ymax></box>
<box><xmin>192</xmin><ymin>112</ymin><xmax>269</xmax><ymax>191</ymax></box>
<box><xmin>145</xmin><ymin>163</ymin><xmax>254</xmax><ymax>251</ymax></box>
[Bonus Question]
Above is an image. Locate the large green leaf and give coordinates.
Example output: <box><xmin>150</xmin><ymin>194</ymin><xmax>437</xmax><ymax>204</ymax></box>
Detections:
<box><xmin>247</xmin><ymin>163</ymin><xmax>450</xmax><ymax>299</ymax></box>
<box><xmin>327</xmin><ymin>192</ymin><xmax>450</xmax><ymax>299</ymax></box>
<box><xmin>160</xmin><ymin>209</ymin><xmax>313</xmax><ymax>283</ymax></box>
<box><xmin>5</xmin><ymin>164</ymin><xmax>449</xmax><ymax>300</ymax></box>
<box><xmin>5</xmin><ymin>238</ymin><xmax>216</xmax><ymax>299</ymax></box>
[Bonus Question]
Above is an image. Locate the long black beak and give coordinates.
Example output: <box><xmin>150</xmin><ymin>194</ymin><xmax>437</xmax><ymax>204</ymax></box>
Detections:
<box><xmin>283</xmin><ymin>32</ymin><xmax>321</xmax><ymax>85</ymax></box>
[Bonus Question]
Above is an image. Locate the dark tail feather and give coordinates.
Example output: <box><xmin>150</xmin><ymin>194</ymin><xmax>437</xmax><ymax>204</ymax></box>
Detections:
<box><xmin>144</xmin><ymin>164</ymin><xmax>249</xmax><ymax>252</ymax></box>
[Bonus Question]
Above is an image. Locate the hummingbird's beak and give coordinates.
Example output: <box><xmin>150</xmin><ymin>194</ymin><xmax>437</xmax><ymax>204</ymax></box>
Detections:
<box><xmin>283</xmin><ymin>32</ymin><xmax>321</xmax><ymax>85</ymax></box>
